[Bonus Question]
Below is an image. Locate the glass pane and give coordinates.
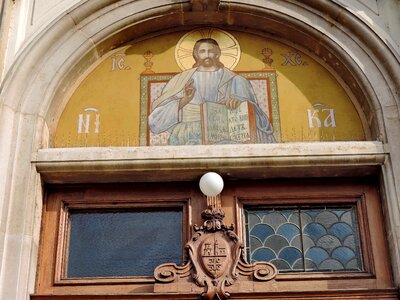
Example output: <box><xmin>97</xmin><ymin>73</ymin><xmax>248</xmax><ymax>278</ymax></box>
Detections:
<box><xmin>245</xmin><ymin>208</ymin><xmax>302</xmax><ymax>272</ymax></box>
<box><xmin>67</xmin><ymin>209</ymin><xmax>182</xmax><ymax>278</ymax></box>
<box><xmin>301</xmin><ymin>206</ymin><xmax>363</xmax><ymax>271</ymax></box>
<box><xmin>245</xmin><ymin>205</ymin><xmax>363</xmax><ymax>273</ymax></box>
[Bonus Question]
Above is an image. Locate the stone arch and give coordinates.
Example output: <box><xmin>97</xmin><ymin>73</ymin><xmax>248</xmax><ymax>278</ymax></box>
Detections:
<box><xmin>2</xmin><ymin>1</ymin><xmax>398</xmax><ymax>143</ymax></box>
<box><xmin>0</xmin><ymin>1</ymin><xmax>399</xmax><ymax>299</ymax></box>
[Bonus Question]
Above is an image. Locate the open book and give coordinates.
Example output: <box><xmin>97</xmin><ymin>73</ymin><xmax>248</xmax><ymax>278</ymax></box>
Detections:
<box><xmin>201</xmin><ymin>102</ymin><xmax>257</xmax><ymax>144</ymax></box>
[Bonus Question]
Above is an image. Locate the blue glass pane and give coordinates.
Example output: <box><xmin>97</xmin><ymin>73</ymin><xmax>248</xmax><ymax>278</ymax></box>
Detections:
<box><xmin>252</xmin><ymin>247</ymin><xmax>276</xmax><ymax>262</ymax></box>
<box><xmin>329</xmin><ymin>222</ymin><xmax>353</xmax><ymax>240</ymax></box>
<box><xmin>250</xmin><ymin>224</ymin><xmax>274</xmax><ymax>242</ymax></box>
<box><xmin>276</xmin><ymin>223</ymin><xmax>301</xmax><ymax>242</ymax></box>
<box><xmin>305</xmin><ymin>247</ymin><xmax>329</xmax><ymax>265</ymax></box>
<box><xmin>278</xmin><ymin>247</ymin><xmax>302</xmax><ymax>266</ymax></box>
<box><xmin>67</xmin><ymin>209</ymin><xmax>182</xmax><ymax>278</ymax></box>
<box><xmin>303</xmin><ymin>223</ymin><xmax>327</xmax><ymax>241</ymax></box>
<box><xmin>331</xmin><ymin>246</ymin><xmax>356</xmax><ymax>264</ymax></box>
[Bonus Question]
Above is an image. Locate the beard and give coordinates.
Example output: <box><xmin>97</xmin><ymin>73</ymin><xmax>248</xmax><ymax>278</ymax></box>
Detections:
<box><xmin>200</xmin><ymin>57</ymin><xmax>217</xmax><ymax>67</ymax></box>
<box><xmin>192</xmin><ymin>55</ymin><xmax>223</xmax><ymax>69</ymax></box>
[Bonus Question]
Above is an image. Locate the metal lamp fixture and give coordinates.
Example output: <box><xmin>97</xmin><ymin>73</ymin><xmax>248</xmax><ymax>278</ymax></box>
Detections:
<box><xmin>199</xmin><ymin>172</ymin><xmax>224</xmax><ymax>210</ymax></box>
<box><xmin>154</xmin><ymin>171</ymin><xmax>277</xmax><ymax>299</ymax></box>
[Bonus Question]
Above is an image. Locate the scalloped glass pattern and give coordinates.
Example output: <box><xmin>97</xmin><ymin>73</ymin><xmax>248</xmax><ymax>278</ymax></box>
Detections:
<box><xmin>245</xmin><ymin>206</ymin><xmax>363</xmax><ymax>272</ymax></box>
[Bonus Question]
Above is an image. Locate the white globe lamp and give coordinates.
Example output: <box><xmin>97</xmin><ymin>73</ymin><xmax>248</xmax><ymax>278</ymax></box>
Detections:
<box><xmin>199</xmin><ymin>172</ymin><xmax>224</xmax><ymax>197</ymax></box>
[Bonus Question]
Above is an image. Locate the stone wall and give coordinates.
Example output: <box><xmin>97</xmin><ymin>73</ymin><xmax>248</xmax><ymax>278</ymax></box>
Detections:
<box><xmin>0</xmin><ymin>1</ymin><xmax>399</xmax><ymax>299</ymax></box>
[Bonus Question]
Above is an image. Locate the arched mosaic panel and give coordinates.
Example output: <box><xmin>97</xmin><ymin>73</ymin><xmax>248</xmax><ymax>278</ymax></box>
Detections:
<box><xmin>54</xmin><ymin>28</ymin><xmax>366</xmax><ymax>147</ymax></box>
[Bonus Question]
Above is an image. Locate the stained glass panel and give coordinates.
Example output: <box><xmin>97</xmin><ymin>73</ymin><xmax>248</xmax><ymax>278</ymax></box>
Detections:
<box><xmin>245</xmin><ymin>206</ymin><xmax>363</xmax><ymax>272</ymax></box>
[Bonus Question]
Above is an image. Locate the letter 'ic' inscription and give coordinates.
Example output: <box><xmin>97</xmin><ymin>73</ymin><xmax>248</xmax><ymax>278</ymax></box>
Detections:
<box><xmin>110</xmin><ymin>53</ymin><xmax>131</xmax><ymax>71</ymax></box>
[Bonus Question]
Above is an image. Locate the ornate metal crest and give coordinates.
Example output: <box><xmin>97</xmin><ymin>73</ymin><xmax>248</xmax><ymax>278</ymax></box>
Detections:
<box><xmin>154</xmin><ymin>195</ymin><xmax>277</xmax><ymax>299</ymax></box>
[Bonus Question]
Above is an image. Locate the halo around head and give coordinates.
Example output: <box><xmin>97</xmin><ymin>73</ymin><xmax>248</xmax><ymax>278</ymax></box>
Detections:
<box><xmin>175</xmin><ymin>28</ymin><xmax>241</xmax><ymax>71</ymax></box>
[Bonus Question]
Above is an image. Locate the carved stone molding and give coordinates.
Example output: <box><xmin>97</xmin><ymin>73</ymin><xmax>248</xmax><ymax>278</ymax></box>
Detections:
<box><xmin>154</xmin><ymin>206</ymin><xmax>277</xmax><ymax>299</ymax></box>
